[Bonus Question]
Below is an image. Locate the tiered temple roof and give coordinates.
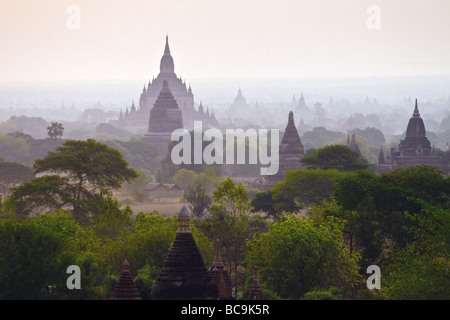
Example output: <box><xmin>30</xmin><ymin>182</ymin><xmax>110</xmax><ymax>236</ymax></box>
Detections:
<box><xmin>147</xmin><ymin>80</ymin><xmax>183</xmax><ymax>133</ymax></box>
<box><xmin>346</xmin><ymin>133</ymin><xmax>361</xmax><ymax>155</ymax></box>
<box><xmin>269</xmin><ymin>111</ymin><xmax>304</xmax><ymax>183</ymax></box>
<box><xmin>399</xmin><ymin>99</ymin><xmax>431</xmax><ymax>156</ymax></box>
<box><xmin>116</xmin><ymin>36</ymin><xmax>218</xmax><ymax>130</ymax></box>
<box><xmin>112</xmin><ymin>260</ymin><xmax>142</xmax><ymax>300</ymax></box>
<box><xmin>248</xmin><ymin>266</ymin><xmax>264</xmax><ymax>300</ymax></box>
<box><xmin>208</xmin><ymin>239</ymin><xmax>233</xmax><ymax>300</ymax></box>
<box><xmin>151</xmin><ymin>205</ymin><xmax>218</xmax><ymax>300</ymax></box>
<box><xmin>377</xmin><ymin>99</ymin><xmax>448</xmax><ymax>174</ymax></box>
<box><xmin>142</xmin><ymin>80</ymin><xmax>184</xmax><ymax>157</ymax></box>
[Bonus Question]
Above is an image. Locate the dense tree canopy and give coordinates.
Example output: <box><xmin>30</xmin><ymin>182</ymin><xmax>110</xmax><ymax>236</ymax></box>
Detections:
<box><xmin>301</xmin><ymin>127</ymin><xmax>346</xmax><ymax>150</ymax></box>
<box><xmin>270</xmin><ymin>168</ymin><xmax>348</xmax><ymax>213</ymax></box>
<box><xmin>350</xmin><ymin>127</ymin><xmax>386</xmax><ymax>148</ymax></box>
<box><xmin>246</xmin><ymin>214</ymin><xmax>362</xmax><ymax>299</ymax></box>
<box><xmin>301</xmin><ymin>145</ymin><xmax>370</xmax><ymax>171</ymax></box>
<box><xmin>184</xmin><ymin>181</ymin><xmax>212</xmax><ymax>219</ymax></box>
<box><xmin>34</xmin><ymin>139</ymin><xmax>138</xmax><ymax>191</ymax></box>
<box><xmin>0</xmin><ymin>211</ymin><xmax>102</xmax><ymax>299</ymax></box>
<box><xmin>380</xmin><ymin>202</ymin><xmax>450</xmax><ymax>299</ymax></box>
<box><xmin>333</xmin><ymin>165</ymin><xmax>450</xmax><ymax>265</ymax></box>
<box><xmin>0</xmin><ymin>161</ymin><xmax>35</xmax><ymax>198</ymax></box>
<box><xmin>250</xmin><ymin>190</ymin><xmax>278</xmax><ymax>220</ymax></box>
<box><xmin>6</xmin><ymin>139</ymin><xmax>138</xmax><ymax>224</ymax></box>
<box><xmin>0</xmin><ymin>124</ymin><xmax>448</xmax><ymax>301</ymax></box>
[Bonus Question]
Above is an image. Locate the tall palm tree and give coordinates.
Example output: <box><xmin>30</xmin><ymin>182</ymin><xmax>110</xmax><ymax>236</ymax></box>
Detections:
<box><xmin>47</xmin><ymin>122</ymin><xmax>64</xmax><ymax>149</ymax></box>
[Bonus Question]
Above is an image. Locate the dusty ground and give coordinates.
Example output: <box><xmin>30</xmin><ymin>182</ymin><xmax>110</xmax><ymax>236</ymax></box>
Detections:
<box><xmin>119</xmin><ymin>196</ymin><xmax>189</xmax><ymax>217</ymax></box>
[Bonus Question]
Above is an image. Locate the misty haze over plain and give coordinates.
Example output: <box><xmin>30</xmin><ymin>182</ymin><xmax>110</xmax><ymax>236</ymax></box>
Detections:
<box><xmin>0</xmin><ymin>0</ymin><xmax>449</xmax><ymax>150</ymax></box>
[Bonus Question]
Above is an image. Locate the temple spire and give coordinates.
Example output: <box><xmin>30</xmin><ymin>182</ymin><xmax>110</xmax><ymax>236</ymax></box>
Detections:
<box><xmin>213</xmin><ymin>239</ymin><xmax>224</xmax><ymax>267</ymax></box>
<box><xmin>413</xmin><ymin>98</ymin><xmax>420</xmax><ymax>118</ymax></box>
<box><xmin>164</xmin><ymin>35</ymin><xmax>170</xmax><ymax>54</ymax></box>
<box><xmin>151</xmin><ymin>205</ymin><xmax>217</xmax><ymax>300</ymax></box>
<box><xmin>112</xmin><ymin>260</ymin><xmax>141</xmax><ymax>300</ymax></box>
<box><xmin>248</xmin><ymin>266</ymin><xmax>264</xmax><ymax>300</ymax></box>
<box><xmin>160</xmin><ymin>35</ymin><xmax>175</xmax><ymax>74</ymax></box>
<box><xmin>208</xmin><ymin>239</ymin><xmax>233</xmax><ymax>300</ymax></box>
<box><xmin>288</xmin><ymin>110</ymin><xmax>294</xmax><ymax>122</ymax></box>
<box><xmin>177</xmin><ymin>205</ymin><xmax>191</xmax><ymax>233</ymax></box>
<box><xmin>378</xmin><ymin>146</ymin><xmax>385</xmax><ymax>165</ymax></box>
<box><xmin>347</xmin><ymin>133</ymin><xmax>361</xmax><ymax>155</ymax></box>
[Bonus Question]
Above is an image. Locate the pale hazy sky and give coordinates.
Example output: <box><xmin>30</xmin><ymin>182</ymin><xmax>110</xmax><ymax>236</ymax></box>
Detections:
<box><xmin>1</xmin><ymin>0</ymin><xmax>450</xmax><ymax>82</ymax></box>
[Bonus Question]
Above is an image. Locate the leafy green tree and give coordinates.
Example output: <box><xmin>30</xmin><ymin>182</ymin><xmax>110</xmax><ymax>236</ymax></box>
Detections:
<box><xmin>250</xmin><ymin>190</ymin><xmax>278</xmax><ymax>220</ymax></box>
<box><xmin>115</xmin><ymin>139</ymin><xmax>159</xmax><ymax>170</ymax></box>
<box><xmin>0</xmin><ymin>133</ymin><xmax>31</xmax><ymax>165</ymax></box>
<box><xmin>301</xmin><ymin>127</ymin><xmax>346</xmax><ymax>149</ymax></box>
<box><xmin>301</xmin><ymin>145</ymin><xmax>370</xmax><ymax>171</ymax></box>
<box><xmin>29</xmin><ymin>137</ymin><xmax>58</xmax><ymax>166</ymax></box>
<box><xmin>0</xmin><ymin>211</ymin><xmax>103</xmax><ymax>299</ymax></box>
<box><xmin>34</xmin><ymin>139</ymin><xmax>137</xmax><ymax>193</ymax></box>
<box><xmin>0</xmin><ymin>161</ymin><xmax>35</xmax><ymax>199</ymax></box>
<box><xmin>184</xmin><ymin>181</ymin><xmax>212</xmax><ymax>219</ymax></box>
<box><xmin>5</xmin><ymin>175</ymin><xmax>73</xmax><ymax>219</ymax></box>
<box><xmin>351</xmin><ymin>127</ymin><xmax>386</xmax><ymax>148</ymax></box>
<box><xmin>47</xmin><ymin>122</ymin><xmax>64</xmax><ymax>149</ymax></box>
<box><xmin>173</xmin><ymin>166</ymin><xmax>220</xmax><ymax>193</ymax></box>
<box><xmin>302</xmin><ymin>287</ymin><xmax>343</xmax><ymax>300</ymax></box>
<box><xmin>173</xmin><ymin>168</ymin><xmax>197</xmax><ymax>190</ymax></box>
<box><xmin>333</xmin><ymin>166</ymin><xmax>450</xmax><ymax>266</ymax></box>
<box><xmin>246</xmin><ymin>214</ymin><xmax>362</xmax><ymax>299</ymax></box>
<box><xmin>195</xmin><ymin>178</ymin><xmax>255</xmax><ymax>295</ymax></box>
<box><xmin>7</xmin><ymin>139</ymin><xmax>137</xmax><ymax>224</ymax></box>
<box><xmin>156</xmin><ymin>160</ymin><xmax>179</xmax><ymax>183</ymax></box>
<box><xmin>196</xmin><ymin>208</ymin><xmax>246</xmax><ymax>270</ymax></box>
<box><xmin>107</xmin><ymin>211</ymin><xmax>177</xmax><ymax>277</ymax></box>
<box><xmin>271</xmin><ymin>168</ymin><xmax>348</xmax><ymax>213</ymax></box>
<box><xmin>92</xmin><ymin>196</ymin><xmax>133</xmax><ymax>238</ymax></box>
<box><xmin>381</xmin><ymin>201</ymin><xmax>450</xmax><ymax>299</ymax></box>
<box><xmin>212</xmin><ymin>177</ymin><xmax>251</xmax><ymax>218</ymax></box>
<box><xmin>0</xmin><ymin>218</ymin><xmax>67</xmax><ymax>299</ymax></box>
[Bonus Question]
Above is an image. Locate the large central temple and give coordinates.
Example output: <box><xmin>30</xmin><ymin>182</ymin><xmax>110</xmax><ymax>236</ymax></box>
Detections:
<box><xmin>116</xmin><ymin>36</ymin><xmax>218</xmax><ymax>131</ymax></box>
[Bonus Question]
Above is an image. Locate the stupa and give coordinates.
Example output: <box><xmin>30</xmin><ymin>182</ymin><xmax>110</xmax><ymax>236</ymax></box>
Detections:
<box><xmin>208</xmin><ymin>239</ymin><xmax>233</xmax><ymax>300</ymax></box>
<box><xmin>151</xmin><ymin>205</ymin><xmax>218</xmax><ymax>300</ymax></box>
<box><xmin>377</xmin><ymin>99</ymin><xmax>448</xmax><ymax>173</ymax></box>
<box><xmin>346</xmin><ymin>133</ymin><xmax>361</xmax><ymax>155</ymax></box>
<box><xmin>248</xmin><ymin>266</ymin><xmax>264</xmax><ymax>300</ymax></box>
<box><xmin>141</xmin><ymin>79</ymin><xmax>183</xmax><ymax>157</ymax></box>
<box><xmin>269</xmin><ymin>111</ymin><xmax>304</xmax><ymax>183</ymax></box>
<box><xmin>112</xmin><ymin>260</ymin><xmax>142</xmax><ymax>300</ymax></box>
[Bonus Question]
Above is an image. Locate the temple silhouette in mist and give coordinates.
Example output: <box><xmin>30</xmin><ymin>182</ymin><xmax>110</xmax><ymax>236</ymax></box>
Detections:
<box><xmin>115</xmin><ymin>36</ymin><xmax>218</xmax><ymax>133</ymax></box>
<box><xmin>377</xmin><ymin>99</ymin><xmax>448</xmax><ymax>174</ymax></box>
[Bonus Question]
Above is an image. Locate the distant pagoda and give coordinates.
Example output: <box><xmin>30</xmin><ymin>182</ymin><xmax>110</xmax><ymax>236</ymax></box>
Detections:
<box><xmin>208</xmin><ymin>239</ymin><xmax>233</xmax><ymax>300</ymax></box>
<box><xmin>377</xmin><ymin>99</ymin><xmax>448</xmax><ymax>173</ymax></box>
<box><xmin>398</xmin><ymin>99</ymin><xmax>431</xmax><ymax>156</ymax></box>
<box><xmin>270</xmin><ymin>111</ymin><xmax>305</xmax><ymax>183</ymax></box>
<box><xmin>248</xmin><ymin>266</ymin><xmax>264</xmax><ymax>300</ymax></box>
<box><xmin>148</xmin><ymin>79</ymin><xmax>184</xmax><ymax>133</ymax></box>
<box><xmin>112</xmin><ymin>260</ymin><xmax>142</xmax><ymax>300</ymax></box>
<box><xmin>141</xmin><ymin>79</ymin><xmax>183</xmax><ymax>157</ymax></box>
<box><xmin>151</xmin><ymin>205</ymin><xmax>218</xmax><ymax>300</ymax></box>
<box><xmin>346</xmin><ymin>133</ymin><xmax>361</xmax><ymax>155</ymax></box>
